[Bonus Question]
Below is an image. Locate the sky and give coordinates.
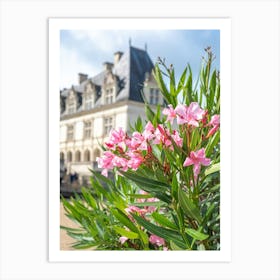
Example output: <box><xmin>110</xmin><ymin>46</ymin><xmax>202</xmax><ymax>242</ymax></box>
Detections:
<box><xmin>60</xmin><ymin>30</ymin><xmax>220</xmax><ymax>90</ymax></box>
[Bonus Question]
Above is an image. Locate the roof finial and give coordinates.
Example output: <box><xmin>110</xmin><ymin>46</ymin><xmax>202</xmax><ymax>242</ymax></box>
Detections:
<box><xmin>129</xmin><ymin>37</ymin><xmax>131</xmax><ymax>47</ymax></box>
<box><xmin>145</xmin><ymin>43</ymin><xmax>147</xmax><ymax>52</ymax></box>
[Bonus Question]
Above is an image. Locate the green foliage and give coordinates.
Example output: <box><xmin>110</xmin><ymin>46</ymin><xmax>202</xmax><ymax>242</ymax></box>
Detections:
<box><xmin>61</xmin><ymin>47</ymin><xmax>220</xmax><ymax>250</ymax></box>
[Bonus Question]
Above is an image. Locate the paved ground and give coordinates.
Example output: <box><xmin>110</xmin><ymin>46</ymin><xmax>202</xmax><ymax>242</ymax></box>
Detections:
<box><xmin>60</xmin><ymin>203</ymin><xmax>78</xmax><ymax>250</ymax></box>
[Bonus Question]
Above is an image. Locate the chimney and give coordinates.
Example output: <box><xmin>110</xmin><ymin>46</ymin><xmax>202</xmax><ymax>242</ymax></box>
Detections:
<box><xmin>78</xmin><ymin>73</ymin><xmax>88</xmax><ymax>84</ymax></box>
<box><xmin>114</xmin><ymin>51</ymin><xmax>123</xmax><ymax>65</ymax></box>
<box><xmin>103</xmin><ymin>62</ymin><xmax>114</xmax><ymax>71</ymax></box>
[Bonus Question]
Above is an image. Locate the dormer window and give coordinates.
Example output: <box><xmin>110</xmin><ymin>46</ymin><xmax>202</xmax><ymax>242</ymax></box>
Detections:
<box><xmin>67</xmin><ymin>91</ymin><xmax>76</xmax><ymax>114</ymax></box>
<box><xmin>149</xmin><ymin>88</ymin><xmax>159</xmax><ymax>105</ymax></box>
<box><xmin>68</xmin><ymin>100</ymin><xmax>75</xmax><ymax>114</ymax></box>
<box><xmin>84</xmin><ymin>94</ymin><xmax>94</xmax><ymax>110</ymax></box>
<box><xmin>105</xmin><ymin>88</ymin><xmax>114</xmax><ymax>104</ymax></box>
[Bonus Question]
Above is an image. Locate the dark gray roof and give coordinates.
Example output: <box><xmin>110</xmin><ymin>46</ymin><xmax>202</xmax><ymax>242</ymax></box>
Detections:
<box><xmin>114</xmin><ymin>46</ymin><xmax>154</xmax><ymax>102</ymax></box>
<box><xmin>60</xmin><ymin>45</ymin><xmax>155</xmax><ymax>115</ymax></box>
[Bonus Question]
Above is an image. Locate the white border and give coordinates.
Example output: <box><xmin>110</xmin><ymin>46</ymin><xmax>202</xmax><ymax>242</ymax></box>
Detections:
<box><xmin>49</xmin><ymin>18</ymin><xmax>231</xmax><ymax>262</ymax></box>
<box><xmin>1</xmin><ymin>1</ymin><xmax>279</xmax><ymax>279</ymax></box>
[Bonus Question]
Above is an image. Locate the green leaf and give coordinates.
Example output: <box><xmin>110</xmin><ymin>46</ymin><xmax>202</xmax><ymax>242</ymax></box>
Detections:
<box><xmin>205</xmin><ymin>130</ymin><xmax>220</xmax><ymax>157</ymax></box>
<box><xmin>178</xmin><ymin>187</ymin><xmax>202</xmax><ymax>223</ymax></box>
<box><xmin>185</xmin><ymin>64</ymin><xmax>193</xmax><ymax>104</ymax></box>
<box><xmin>171</xmin><ymin>173</ymin><xmax>179</xmax><ymax>200</ymax></box>
<box><xmin>169</xmin><ymin>67</ymin><xmax>176</xmax><ymax>97</ymax></box>
<box><xmin>111</xmin><ymin>208</ymin><xmax>138</xmax><ymax>233</ymax></box>
<box><xmin>208</xmin><ymin>70</ymin><xmax>216</xmax><ymax>112</ymax></box>
<box><xmin>170</xmin><ymin>240</ymin><xmax>185</xmax><ymax>250</ymax></box>
<box><xmin>190</xmin><ymin>128</ymin><xmax>201</xmax><ymax>151</ymax></box>
<box><xmin>132</xmin><ymin>214</ymin><xmax>187</xmax><ymax>249</ymax></box>
<box><xmin>205</xmin><ymin>163</ymin><xmax>220</xmax><ymax>176</ymax></box>
<box><xmin>151</xmin><ymin>212</ymin><xmax>178</xmax><ymax>230</ymax></box>
<box><xmin>127</xmin><ymin>193</ymin><xmax>153</xmax><ymax>199</ymax></box>
<box><xmin>153</xmin><ymin>64</ymin><xmax>174</xmax><ymax>105</ymax></box>
<box><xmin>81</xmin><ymin>187</ymin><xmax>97</xmax><ymax>209</ymax></box>
<box><xmin>120</xmin><ymin>171</ymin><xmax>172</xmax><ymax>203</ymax></box>
<box><xmin>176</xmin><ymin>66</ymin><xmax>188</xmax><ymax>94</ymax></box>
<box><xmin>113</xmin><ymin>226</ymin><xmax>139</xmax><ymax>239</ymax></box>
<box><xmin>185</xmin><ymin>228</ymin><xmax>209</xmax><ymax>241</ymax></box>
<box><xmin>145</xmin><ymin>104</ymin><xmax>156</xmax><ymax>123</ymax></box>
<box><xmin>129</xmin><ymin>201</ymin><xmax>165</xmax><ymax>207</ymax></box>
<box><xmin>89</xmin><ymin>168</ymin><xmax>113</xmax><ymax>187</ymax></box>
<box><xmin>121</xmin><ymin>171</ymin><xmax>169</xmax><ymax>191</ymax></box>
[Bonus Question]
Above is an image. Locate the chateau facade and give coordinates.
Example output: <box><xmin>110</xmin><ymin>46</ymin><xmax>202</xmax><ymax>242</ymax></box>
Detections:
<box><xmin>60</xmin><ymin>45</ymin><xmax>162</xmax><ymax>184</ymax></box>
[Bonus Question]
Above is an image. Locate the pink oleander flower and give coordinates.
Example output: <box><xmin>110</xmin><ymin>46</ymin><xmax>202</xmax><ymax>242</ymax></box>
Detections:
<box><xmin>174</xmin><ymin>102</ymin><xmax>205</xmax><ymax>127</ymax></box>
<box><xmin>201</xmin><ymin>109</ymin><xmax>209</xmax><ymax>126</ymax></box>
<box><xmin>149</xmin><ymin>235</ymin><xmax>165</xmax><ymax>246</ymax></box>
<box><xmin>105</xmin><ymin>127</ymin><xmax>126</xmax><ymax>150</ymax></box>
<box><xmin>119</xmin><ymin>236</ymin><xmax>128</xmax><ymax>245</ymax></box>
<box><xmin>127</xmin><ymin>151</ymin><xmax>144</xmax><ymax>171</ymax></box>
<box><xmin>129</xmin><ymin>132</ymin><xmax>147</xmax><ymax>151</ymax></box>
<box><xmin>96</xmin><ymin>151</ymin><xmax>115</xmax><ymax>177</ymax></box>
<box><xmin>207</xmin><ymin>114</ymin><xmax>220</xmax><ymax>138</ymax></box>
<box><xmin>112</xmin><ymin>155</ymin><xmax>129</xmax><ymax>172</ymax></box>
<box><xmin>171</xmin><ymin>130</ymin><xmax>183</xmax><ymax>148</ymax></box>
<box><xmin>142</xmin><ymin>121</ymin><xmax>155</xmax><ymax>141</ymax></box>
<box><xmin>183</xmin><ymin>148</ymin><xmax>211</xmax><ymax>178</ymax></box>
<box><xmin>174</xmin><ymin>104</ymin><xmax>188</xmax><ymax>125</ymax></box>
<box><xmin>162</xmin><ymin>104</ymin><xmax>177</xmax><ymax>124</ymax></box>
<box><xmin>185</xmin><ymin>102</ymin><xmax>205</xmax><ymax>127</ymax></box>
<box><xmin>153</xmin><ymin>125</ymin><xmax>172</xmax><ymax>147</ymax></box>
<box><xmin>125</xmin><ymin>205</ymin><xmax>147</xmax><ymax>222</ymax></box>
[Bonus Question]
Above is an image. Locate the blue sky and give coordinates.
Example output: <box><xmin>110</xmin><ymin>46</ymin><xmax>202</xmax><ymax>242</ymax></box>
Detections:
<box><xmin>60</xmin><ymin>30</ymin><xmax>220</xmax><ymax>90</ymax></box>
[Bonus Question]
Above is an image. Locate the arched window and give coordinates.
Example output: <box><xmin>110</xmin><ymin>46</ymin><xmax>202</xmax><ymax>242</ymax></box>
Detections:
<box><xmin>93</xmin><ymin>148</ymin><xmax>101</xmax><ymax>161</ymax></box>
<box><xmin>67</xmin><ymin>151</ymin><xmax>72</xmax><ymax>162</ymax></box>
<box><xmin>84</xmin><ymin>149</ymin><xmax>90</xmax><ymax>162</ymax></box>
<box><xmin>149</xmin><ymin>88</ymin><xmax>159</xmax><ymax>105</ymax></box>
<box><xmin>60</xmin><ymin>152</ymin><xmax>65</xmax><ymax>161</ymax></box>
<box><xmin>75</xmin><ymin>150</ymin><xmax>81</xmax><ymax>162</ymax></box>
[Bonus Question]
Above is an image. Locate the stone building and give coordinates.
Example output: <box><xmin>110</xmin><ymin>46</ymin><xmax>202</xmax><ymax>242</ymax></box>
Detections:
<box><xmin>60</xmin><ymin>44</ymin><xmax>162</xmax><ymax>185</ymax></box>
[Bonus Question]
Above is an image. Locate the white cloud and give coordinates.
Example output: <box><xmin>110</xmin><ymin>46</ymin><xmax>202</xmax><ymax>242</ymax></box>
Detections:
<box><xmin>60</xmin><ymin>45</ymin><xmax>99</xmax><ymax>89</ymax></box>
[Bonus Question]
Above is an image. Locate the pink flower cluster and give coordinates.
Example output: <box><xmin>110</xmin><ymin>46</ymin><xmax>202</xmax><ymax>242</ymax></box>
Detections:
<box><xmin>97</xmin><ymin>103</ymin><xmax>218</xmax><ymax>179</ymax></box>
<box><xmin>97</xmin><ymin>122</ymin><xmax>183</xmax><ymax>177</ymax></box>
<box><xmin>163</xmin><ymin>102</ymin><xmax>206</xmax><ymax>127</ymax></box>
<box><xmin>183</xmin><ymin>148</ymin><xmax>211</xmax><ymax>179</ymax></box>
<box><xmin>119</xmin><ymin>191</ymin><xmax>166</xmax><ymax>248</ymax></box>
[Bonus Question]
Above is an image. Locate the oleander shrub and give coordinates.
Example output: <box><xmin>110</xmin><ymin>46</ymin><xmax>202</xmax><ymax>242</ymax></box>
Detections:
<box><xmin>61</xmin><ymin>47</ymin><xmax>220</xmax><ymax>250</ymax></box>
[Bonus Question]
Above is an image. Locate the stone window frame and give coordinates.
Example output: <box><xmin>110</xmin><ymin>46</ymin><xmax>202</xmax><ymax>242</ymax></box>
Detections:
<box><xmin>67</xmin><ymin>124</ymin><xmax>74</xmax><ymax>141</ymax></box>
<box><xmin>67</xmin><ymin>92</ymin><xmax>76</xmax><ymax>114</ymax></box>
<box><xmin>149</xmin><ymin>88</ymin><xmax>160</xmax><ymax>105</ymax></box>
<box><xmin>84</xmin><ymin>120</ymin><xmax>92</xmax><ymax>139</ymax></box>
<box><xmin>67</xmin><ymin>151</ymin><xmax>73</xmax><ymax>162</ymax></box>
<box><xmin>84</xmin><ymin>149</ymin><xmax>91</xmax><ymax>162</ymax></box>
<box><xmin>84</xmin><ymin>93</ymin><xmax>94</xmax><ymax>110</ymax></box>
<box><xmin>103</xmin><ymin>115</ymin><xmax>114</xmax><ymax>136</ymax></box>
<box><xmin>75</xmin><ymin>150</ymin><xmax>81</xmax><ymax>162</ymax></box>
<box><xmin>104</xmin><ymin>87</ymin><xmax>114</xmax><ymax>105</ymax></box>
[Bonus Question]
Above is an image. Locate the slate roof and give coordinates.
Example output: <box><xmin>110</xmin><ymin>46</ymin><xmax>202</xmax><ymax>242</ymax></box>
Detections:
<box><xmin>114</xmin><ymin>46</ymin><xmax>154</xmax><ymax>102</ymax></box>
<box><xmin>60</xmin><ymin>45</ymin><xmax>155</xmax><ymax>115</ymax></box>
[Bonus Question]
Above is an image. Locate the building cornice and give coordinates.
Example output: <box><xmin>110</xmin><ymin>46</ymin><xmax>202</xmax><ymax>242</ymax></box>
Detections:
<box><xmin>60</xmin><ymin>100</ymin><xmax>145</xmax><ymax>121</ymax></box>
